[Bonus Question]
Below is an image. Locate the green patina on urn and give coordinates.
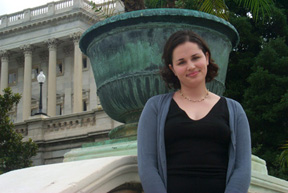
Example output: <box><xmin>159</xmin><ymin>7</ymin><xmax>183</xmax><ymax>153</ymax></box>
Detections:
<box><xmin>80</xmin><ymin>8</ymin><xmax>239</xmax><ymax>138</ymax></box>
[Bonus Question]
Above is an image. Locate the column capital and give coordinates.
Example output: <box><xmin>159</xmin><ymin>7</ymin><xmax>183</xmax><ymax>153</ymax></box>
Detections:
<box><xmin>45</xmin><ymin>38</ymin><xmax>59</xmax><ymax>50</ymax></box>
<box><xmin>0</xmin><ymin>50</ymin><xmax>9</xmax><ymax>57</ymax></box>
<box><xmin>70</xmin><ymin>32</ymin><xmax>82</xmax><ymax>44</ymax></box>
<box><xmin>20</xmin><ymin>44</ymin><xmax>33</xmax><ymax>55</ymax></box>
<box><xmin>0</xmin><ymin>50</ymin><xmax>9</xmax><ymax>62</ymax></box>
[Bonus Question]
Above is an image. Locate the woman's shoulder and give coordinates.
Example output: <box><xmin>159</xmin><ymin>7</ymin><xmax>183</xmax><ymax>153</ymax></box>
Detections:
<box><xmin>140</xmin><ymin>92</ymin><xmax>174</xmax><ymax>116</ymax></box>
<box><xmin>223</xmin><ymin>97</ymin><xmax>241</xmax><ymax>106</ymax></box>
<box><xmin>146</xmin><ymin>92</ymin><xmax>174</xmax><ymax>105</ymax></box>
<box><xmin>223</xmin><ymin>97</ymin><xmax>246</xmax><ymax>114</ymax></box>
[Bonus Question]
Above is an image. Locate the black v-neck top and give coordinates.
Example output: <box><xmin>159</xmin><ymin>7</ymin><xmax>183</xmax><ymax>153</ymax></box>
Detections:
<box><xmin>164</xmin><ymin>97</ymin><xmax>230</xmax><ymax>193</ymax></box>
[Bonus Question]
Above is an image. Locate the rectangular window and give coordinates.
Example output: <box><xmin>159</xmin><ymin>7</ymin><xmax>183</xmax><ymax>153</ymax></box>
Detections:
<box><xmin>83</xmin><ymin>100</ymin><xmax>87</xmax><ymax>111</ymax></box>
<box><xmin>57</xmin><ymin>60</ymin><xmax>64</xmax><ymax>76</ymax></box>
<box><xmin>83</xmin><ymin>57</ymin><xmax>88</xmax><ymax>69</ymax></box>
<box><xmin>32</xmin><ymin>66</ymin><xmax>39</xmax><ymax>81</ymax></box>
<box><xmin>8</xmin><ymin>72</ymin><xmax>17</xmax><ymax>85</ymax></box>
<box><xmin>56</xmin><ymin>104</ymin><xmax>62</xmax><ymax>115</ymax></box>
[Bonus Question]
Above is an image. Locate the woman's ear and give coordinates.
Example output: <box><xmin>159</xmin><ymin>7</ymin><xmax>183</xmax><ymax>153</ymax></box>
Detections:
<box><xmin>169</xmin><ymin>64</ymin><xmax>176</xmax><ymax>76</ymax></box>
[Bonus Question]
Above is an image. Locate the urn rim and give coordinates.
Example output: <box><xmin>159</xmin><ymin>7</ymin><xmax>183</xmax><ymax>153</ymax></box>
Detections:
<box><xmin>80</xmin><ymin>8</ymin><xmax>239</xmax><ymax>55</ymax></box>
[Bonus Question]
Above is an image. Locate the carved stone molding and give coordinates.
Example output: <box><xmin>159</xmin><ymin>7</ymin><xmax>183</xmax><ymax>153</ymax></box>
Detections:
<box><xmin>45</xmin><ymin>38</ymin><xmax>59</xmax><ymax>50</ymax></box>
<box><xmin>20</xmin><ymin>44</ymin><xmax>33</xmax><ymax>56</ymax></box>
<box><xmin>46</xmin><ymin>116</ymin><xmax>96</xmax><ymax>133</ymax></box>
<box><xmin>63</xmin><ymin>45</ymin><xmax>73</xmax><ymax>56</ymax></box>
<box><xmin>0</xmin><ymin>50</ymin><xmax>9</xmax><ymax>57</ymax></box>
<box><xmin>15</xmin><ymin>127</ymin><xmax>28</xmax><ymax>136</ymax></box>
<box><xmin>70</xmin><ymin>32</ymin><xmax>82</xmax><ymax>44</ymax></box>
<box><xmin>0</xmin><ymin>9</ymin><xmax>100</xmax><ymax>37</ymax></box>
<box><xmin>0</xmin><ymin>50</ymin><xmax>9</xmax><ymax>62</ymax></box>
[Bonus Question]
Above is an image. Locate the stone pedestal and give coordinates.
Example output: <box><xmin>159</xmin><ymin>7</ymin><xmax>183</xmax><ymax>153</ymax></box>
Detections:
<box><xmin>64</xmin><ymin>137</ymin><xmax>137</xmax><ymax>162</ymax></box>
<box><xmin>249</xmin><ymin>155</ymin><xmax>288</xmax><ymax>193</ymax></box>
<box><xmin>0</xmin><ymin>156</ymin><xmax>140</xmax><ymax>193</ymax></box>
<box><xmin>1</xmin><ymin>153</ymin><xmax>288</xmax><ymax>193</ymax></box>
<box><xmin>64</xmin><ymin>143</ymin><xmax>288</xmax><ymax>193</ymax></box>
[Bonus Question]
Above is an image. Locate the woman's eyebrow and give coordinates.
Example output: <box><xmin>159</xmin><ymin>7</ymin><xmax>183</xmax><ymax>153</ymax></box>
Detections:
<box><xmin>175</xmin><ymin>53</ymin><xmax>201</xmax><ymax>62</ymax></box>
<box><xmin>176</xmin><ymin>58</ymin><xmax>184</xmax><ymax>62</ymax></box>
<box><xmin>191</xmin><ymin>53</ymin><xmax>200</xmax><ymax>57</ymax></box>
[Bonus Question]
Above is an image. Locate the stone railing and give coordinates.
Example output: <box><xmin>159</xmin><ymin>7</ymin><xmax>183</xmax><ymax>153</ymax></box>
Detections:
<box><xmin>55</xmin><ymin>0</ymin><xmax>74</xmax><ymax>10</ymax></box>
<box><xmin>14</xmin><ymin>108</ymin><xmax>122</xmax><ymax>143</ymax></box>
<box><xmin>0</xmin><ymin>0</ymin><xmax>123</xmax><ymax>29</ymax></box>
<box><xmin>31</xmin><ymin>6</ymin><xmax>49</xmax><ymax>17</ymax></box>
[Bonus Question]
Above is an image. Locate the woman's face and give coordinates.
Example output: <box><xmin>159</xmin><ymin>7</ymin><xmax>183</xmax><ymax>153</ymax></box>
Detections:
<box><xmin>169</xmin><ymin>41</ymin><xmax>209</xmax><ymax>88</ymax></box>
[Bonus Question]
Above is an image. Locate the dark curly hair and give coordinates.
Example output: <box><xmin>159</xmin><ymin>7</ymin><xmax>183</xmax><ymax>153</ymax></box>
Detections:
<box><xmin>161</xmin><ymin>30</ymin><xmax>219</xmax><ymax>89</ymax></box>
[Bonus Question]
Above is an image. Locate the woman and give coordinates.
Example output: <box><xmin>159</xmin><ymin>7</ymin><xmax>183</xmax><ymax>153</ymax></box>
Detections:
<box><xmin>137</xmin><ymin>30</ymin><xmax>251</xmax><ymax>193</ymax></box>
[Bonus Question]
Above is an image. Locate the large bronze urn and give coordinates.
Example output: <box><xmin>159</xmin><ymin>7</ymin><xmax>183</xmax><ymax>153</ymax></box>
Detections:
<box><xmin>80</xmin><ymin>8</ymin><xmax>239</xmax><ymax>138</ymax></box>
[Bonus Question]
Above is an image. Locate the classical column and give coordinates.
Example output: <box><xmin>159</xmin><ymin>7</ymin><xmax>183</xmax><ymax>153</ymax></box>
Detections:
<box><xmin>63</xmin><ymin>45</ymin><xmax>73</xmax><ymax>114</ymax></box>
<box><xmin>46</xmin><ymin>39</ymin><xmax>58</xmax><ymax>117</ymax></box>
<box><xmin>88</xmin><ymin>58</ymin><xmax>98</xmax><ymax>109</ymax></box>
<box><xmin>20</xmin><ymin>45</ymin><xmax>33</xmax><ymax>120</ymax></box>
<box><xmin>71</xmin><ymin>32</ymin><xmax>83</xmax><ymax>113</ymax></box>
<box><xmin>0</xmin><ymin>50</ymin><xmax>9</xmax><ymax>94</ymax></box>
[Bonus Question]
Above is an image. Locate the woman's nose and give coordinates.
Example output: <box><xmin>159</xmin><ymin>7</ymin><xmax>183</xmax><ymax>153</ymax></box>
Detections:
<box><xmin>187</xmin><ymin>61</ymin><xmax>195</xmax><ymax>70</ymax></box>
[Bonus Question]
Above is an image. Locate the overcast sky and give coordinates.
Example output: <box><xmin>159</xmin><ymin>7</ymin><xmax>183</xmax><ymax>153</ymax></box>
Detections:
<box><xmin>0</xmin><ymin>0</ymin><xmax>103</xmax><ymax>16</ymax></box>
<box><xmin>0</xmin><ymin>0</ymin><xmax>57</xmax><ymax>16</ymax></box>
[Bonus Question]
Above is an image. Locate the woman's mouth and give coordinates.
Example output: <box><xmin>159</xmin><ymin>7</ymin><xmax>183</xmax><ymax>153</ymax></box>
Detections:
<box><xmin>186</xmin><ymin>71</ymin><xmax>199</xmax><ymax>77</ymax></box>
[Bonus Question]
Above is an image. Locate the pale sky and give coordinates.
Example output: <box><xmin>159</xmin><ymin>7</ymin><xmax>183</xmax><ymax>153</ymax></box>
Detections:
<box><xmin>0</xmin><ymin>0</ymin><xmax>58</xmax><ymax>16</ymax></box>
<box><xmin>0</xmin><ymin>0</ymin><xmax>103</xmax><ymax>16</ymax></box>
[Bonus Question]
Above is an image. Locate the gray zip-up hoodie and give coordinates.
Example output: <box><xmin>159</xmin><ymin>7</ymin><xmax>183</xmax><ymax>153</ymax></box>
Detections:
<box><xmin>137</xmin><ymin>92</ymin><xmax>251</xmax><ymax>193</ymax></box>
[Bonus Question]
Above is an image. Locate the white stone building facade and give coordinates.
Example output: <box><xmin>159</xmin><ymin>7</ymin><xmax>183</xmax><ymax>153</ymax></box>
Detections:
<box><xmin>0</xmin><ymin>0</ymin><xmax>123</xmax><ymax>165</ymax></box>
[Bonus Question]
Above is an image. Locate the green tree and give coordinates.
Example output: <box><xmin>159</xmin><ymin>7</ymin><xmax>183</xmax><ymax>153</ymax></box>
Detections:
<box><xmin>243</xmin><ymin>38</ymin><xmax>288</xmax><ymax>178</ymax></box>
<box><xmin>225</xmin><ymin>1</ymin><xmax>288</xmax><ymax>179</ymax></box>
<box><xmin>92</xmin><ymin>0</ymin><xmax>273</xmax><ymax>22</ymax></box>
<box><xmin>0</xmin><ymin>88</ymin><xmax>38</xmax><ymax>174</ymax></box>
<box><xmin>225</xmin><ymin>1</ymin><xmax>288</xmax><ymax>102</ymax></box>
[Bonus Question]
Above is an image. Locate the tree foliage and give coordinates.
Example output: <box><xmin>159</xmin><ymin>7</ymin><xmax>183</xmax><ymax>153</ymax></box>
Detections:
<box><xmin>225</xmin><ymin>0</ymin><xmax>288</xmax><ymax>179</ymax></box>
<box><xmin>244</xmin><ymin>38</ymin><xmax>288</xmax><ymax>177</ymax></box>
<box><xmin>0</xmin><ymin>88</ymin><xmax>38</xmax><ymax>174</ymax></box>
<box><xmin>91</xmin><ymin>0</ymin><xmax>273</xmax><ymax>22</ymax></box>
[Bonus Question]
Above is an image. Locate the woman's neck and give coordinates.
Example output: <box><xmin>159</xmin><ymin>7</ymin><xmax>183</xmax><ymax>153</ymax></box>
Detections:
<box><xmin>180</xmin><ymin>83</ymin><xmax>208</xmax><ymax>100</ymax></box>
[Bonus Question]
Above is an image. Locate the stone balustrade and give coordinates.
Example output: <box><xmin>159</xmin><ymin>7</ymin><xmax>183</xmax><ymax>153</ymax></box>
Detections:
<box><xmin>31</xmin><ymin>6</ymin><xmax>49</xmax><ymax>17</ymax></box>
<box><xmin>13</xmin><ymin>109</ymin><xmax>122</xmax><ymax>165</ymax></box>
<box><xmin>14</xmin><ymin>108</ymin><xmax>121</xmax><ymax>142</ymax></box>
<box><xmin>55</xmin><ymin>0</ymin><xmax>74</xmax><ymax>10</ymax></box>
<box><xmin>0</xmin><ymin>0</ymin><xmax>121</xmax><ymax>29</ymax></box>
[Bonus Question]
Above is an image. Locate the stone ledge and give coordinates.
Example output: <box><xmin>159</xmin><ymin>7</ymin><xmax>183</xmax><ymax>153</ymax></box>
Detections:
<box><xmin>0</xmin><ymin>155</ymin><xmax>139</xmax><ymax>193</ymax></box>
<box><xmin>249</xmin><ymin>155</ymin><xmax>288</xmax><ymax>193</ymax></box>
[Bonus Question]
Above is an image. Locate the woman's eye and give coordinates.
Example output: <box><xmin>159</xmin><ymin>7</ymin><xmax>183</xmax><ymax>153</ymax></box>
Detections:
<box><xmin>192</xmin><ymin>57</ymin><xmax>199</xmax><ymax>61</ymax></box>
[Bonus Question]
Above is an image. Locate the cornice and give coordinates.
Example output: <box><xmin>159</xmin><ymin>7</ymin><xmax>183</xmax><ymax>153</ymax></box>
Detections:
<box><xmin>0</xmin><ymin>9</ymin><xmax>98</xmax><ymax>37</ymax></box>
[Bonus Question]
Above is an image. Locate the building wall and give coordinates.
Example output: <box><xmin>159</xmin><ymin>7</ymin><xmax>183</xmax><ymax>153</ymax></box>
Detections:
<box><xmin>0</xmin><ymin>0</ymin><xmax>124</xmax><ymax>165</ymax></box>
